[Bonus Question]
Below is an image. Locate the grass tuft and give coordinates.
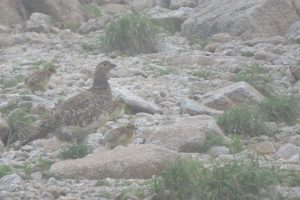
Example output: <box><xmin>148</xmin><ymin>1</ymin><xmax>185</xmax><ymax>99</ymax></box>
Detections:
<box><xmin>156</xmin><ymin>158</ymin><xmax>280</xmax><ymax>200</ymax></box>
<box><xmin>59</xmin><ymin>144</ymin><xmax>90</xmax><ymax>159</ymax></box>
<box><xmin>0</xmin><ymin>164</ymin><xmax>12</xmax><ymax>178</ymax></box>
<box><xmin>258</xmin><ymin>95</ymin><xmax>300</xmax><ymax>125</ymax></box>
<box><xmin>102</xmin><ymin>12</ymin><xmax>159</xmax><ymax>55</ymax></box>
<box><xmin>217</xmin><ymin>105</ymin><xmax>269</xmax><ymax>136</ymax></box>
<box><xmin>235</xmin><ymin>64</ymin><xmax>273</xmax><ymax>96</ymax></box>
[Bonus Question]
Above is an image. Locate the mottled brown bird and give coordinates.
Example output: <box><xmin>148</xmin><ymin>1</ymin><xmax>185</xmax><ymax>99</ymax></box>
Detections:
<box><xmin>104</xmin><ymin>122</ymin><xmax>136</xmax><ymax>150</ymax></box>
<box><xmin>20</xmin><ymin>61</ymin><xmax>117</xmax><ymax>146</ymax></box>
<box><xmin>25</xmin><ymin>65</ymin><xmax>56</xmax><ymax>95</ymax></box>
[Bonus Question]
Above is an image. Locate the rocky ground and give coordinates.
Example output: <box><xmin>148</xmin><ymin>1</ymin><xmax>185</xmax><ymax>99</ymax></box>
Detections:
<box><xmin>0</xmin><ymin>0</ymin><xmax>300</xmax><ymax>200</ymax></box>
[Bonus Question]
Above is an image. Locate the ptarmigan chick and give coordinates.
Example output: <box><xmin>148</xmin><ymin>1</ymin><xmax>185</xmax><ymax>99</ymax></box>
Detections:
<box><xmin>104</xmin><ymin>123</ymin><xmax>136</xmax><ymax>150</ymax></box>
<box><xmin>25</xmin><ymin>65</ymin><xmax>56</xmax><ymax>94</ymax></box>
<box><xmin>20</xmin><ymin>60</ymin><xmax>117</xmax><ymax>146</ymax></box>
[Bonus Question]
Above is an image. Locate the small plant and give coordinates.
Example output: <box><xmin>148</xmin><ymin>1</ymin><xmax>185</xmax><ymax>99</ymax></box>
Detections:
<box><xmin>258</xmin><ymin>95</ymin><xmax>300</xmax><ymax>125</ymax></box>
<box><xmin>103</xmin><ymin>12</ymin><xmax>159</xmax><ymax>55</ymax></box>
<box><xmin>158</xmin><ymin>158</ymin><xmax>280</xmax><ymax>200</ymax></box>
<box><xmin>21</xmin><ymin>157</ymin><xmax>53</xmax><ymax>179</ymax></box>
<box><xmin>59</xmin><ymin>144</ymin><xmax>90</xmax><ymax>159</ymax></box>
<box><xmin>0</xmin><ymin>164</ymin><xmax>12</xmax><ymax>178</ymax></box>
<box><xmin>217</xmin><ymin>105</ymin><xmax>269</xmax><ymax>136</ymax></box>
<box><xmin>0</xmin><ymin>74</ymin><xmax>25</xmax><ymax>89</ymax></box>
<box><xmin>200</xmin><ymin>133</ymin><xmax>226</xmax><ymax>152</ymax></box>
<box><xmin>194</xmin><ymin>37</ymin><xmax>210</xmax><ymax>50</ymax></box>
<box><xmin>81</xmin><ymin>4</ymin><xmax>102</xmax><ymax>18</ymax></box>
<box><xmin>235</xmin><ymin>64</ymin><xmax>273</xmax><ymax>96</ymax></box>
<box><xmin>193</xmin><ymin>69</ymin><xmax>215</xmax><ymax>79</ymax></box>
<box><xmin>227</xmin><ymin>134</ymin><xmax>243</xmax><ymax>154</ymax></box>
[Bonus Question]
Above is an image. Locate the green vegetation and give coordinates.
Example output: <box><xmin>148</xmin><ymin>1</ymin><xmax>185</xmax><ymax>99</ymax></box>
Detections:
<box><xmin>0</xmin><ymin>164</ymin><xmax>13</xmax><ymax>178</ymax></box>
<box><xmin>81</xmin><ymin>4</ymin><xmax>102</xmax><ymax>18</ymax></box>
<box><xmin>200</xmin><ymin>133</ymin><xmax>226</xmax><ymax>152</ymax></box>
<box><xmin>155</xmin><ymin>158</ymin><xmax>279</xmax><ymax>200</ymax></box>
<box><xmin>5</xmin><ymin>105</ymin><xmax>35</xmax><ymax>144</ymax></box>
<box><xmin>22</xmin><ymin>157</ymin><xmax>53</xmax><ymax>179</ymax></box>
<box><xmin>217</xmin><ymin>105</ymin><xmax>268</xmax><ymax>136</ymax></box>
<box><xmin>0</xmin><ymin>74</ymin><xmax>25</xmax><ymax>89</ymax></box>
<box><xmin>194</xmin><ymin>37</ymin><xmax>210</xmax><ymax>50</ymax></box>
<box><xmin>193</xmin><ymin>69</ymin><xmax>215</xmax><ymax>79</ymax></box>
<box><xmin>200</xmin><ymin>133</ymin><xmax>243</xmax><ymax>154</ymax></box>
<box><xmin>235</xmin><ymin>64</ymin><xmax>273</xmax><ymax>96</ymax></box>
<box><xmin>258</xmin><ymin>95</ymin><xmax>300</xmax><ymax>125</ymax></box>
<box><xmin>103</xmin><ymin>12</ymin><xmax>159</xmax><ymax>55</ymax></box>
<box><xmin>59</xmin><ymin>144</ymin><xmax>90</xmax><ymax>159</ymax></box>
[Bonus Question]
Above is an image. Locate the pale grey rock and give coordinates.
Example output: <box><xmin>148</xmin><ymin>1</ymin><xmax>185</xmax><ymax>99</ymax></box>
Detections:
<box><xmin>252</xmin><ymin>141</ymin><xmax>276</xmax><ymax>154</ymax></box>
<box><xmin>208</xmin><ymin>146</ymin><xmax>230</xmax><ymax>157</ymax></box>
<box><xmin>180</xmin><ymin>99</ymin><xmax>223</xmax><ymax>116</ymax></box>
<box><xmin>123</xmin><ymin>0</ymin><xmax>154</xmax><ymax>11</ymax></box>
<box><xmin>0</xmin><ymin>174</ymin><xmax>24</xmax><ymax>192</ymax></box>
<box><xmin>22</xmin><ymin>0</ymin><xmax>85</xmax><ymax>26</ymax></box>
<box><xmin>291</xmin><ymin>67</ymin><xmax>300</xmax><ymax>81</ymax></box>
<box><xmin>276</xmin><ymin>143</ymin><xmax>300</xmax><ymax>159</ymax></box>
<box><xmin>25</xmin><ymin>12</ymin><xmax>52</xmax><ymax>33</ymax></box>
<box><xmin>0</xmin><ymin>25</ymin><xmax>11</xmax><ymax>33</ymax></box>
<box><xmin>117</xmin><ymin>89</ymin><xmax>162</xmax><ymax>114</ymax></box>
<box><xmin>50</xmin><ymin>144</ymin><xmax>179</xmax><ymax>179</ymax></box>
<box><xmin>0</xmin><ymin>0</ymin><xmax>28</xmax><ymax>26</ymax></box>
<box><xmin>275</xmin><ymin>186</ymin><xmax>300</xmax><ymax>200</ymax></box>
<box><xmin>145</xmin><ymin>115</ymin><xmax>223</xmax><ymax>152</ymax></box>
<box><xmin>169</xmin><ymin>0</ymin><xmax>198</xmax><ymax>10</ymax></box>
<box><xmin>181</xmin><ymin>0</ymin><xmax>299</xmax><ymax>41</ymax></box>
<box><xmin>286</xmin><ymin>21</ymin><xmax>300</xmax><ymax>43</ymax></box>
<box><xmin>199</xmin><ymin>81</ymin><xmax>265</xmax><ymax>110</ymax></box>
<box><xmin>0</xmin><ymin>116</ymin><xmax>10</xmax><ymax>146</ymax></box>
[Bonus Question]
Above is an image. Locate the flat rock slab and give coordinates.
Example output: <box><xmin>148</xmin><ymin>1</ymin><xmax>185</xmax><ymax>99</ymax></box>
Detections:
<box><xmin>50</xmin><ymin>144</ymin><xmax>179</xmax><ymax>179</ymax></box>
<box><xmin>145</xmin><ymin>115</ymin><xmax>223</xmax><ymax>152</ymax></box>
<box><xmin>116</xmin><ymin>89</ymin><xmax>162</xmax><ymax>114</ymax></box>
<box><xmin>198</xmin><ymin>81</ymin><xmax>265</xmax><ymax>110</ymax></box>
<box><xmin>181</xmin><ymin>0</ymin><xmax>300</xmax><ymax>41</ymax></box>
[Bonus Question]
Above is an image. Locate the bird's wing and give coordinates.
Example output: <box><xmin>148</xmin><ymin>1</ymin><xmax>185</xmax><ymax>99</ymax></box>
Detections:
<box><xmin>51</xmin><ymin>90</ymin><xmax>113</xmax><ymax>127</ymax></box>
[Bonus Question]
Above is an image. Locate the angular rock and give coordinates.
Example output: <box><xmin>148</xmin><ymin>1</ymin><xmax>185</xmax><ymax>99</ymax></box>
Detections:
<box><xmin>25</xmin><ymin>12</ymin><xmax>52</xmax><ymax>33</ymax></box>
<box><xmin>276</xmin><ymin>143</ymin><xmax>300</xmax><ymax>159</ymax></box>
<box><xmin>50</xmin><ymin>144</ymin><xmax>179</xmax><ymax>179</ymax></box>
<box><xmin>169</xmin><ymin>0</ymin><xmax>198</xmax><ymax>10</ymax></box>
<box><xmin>181</xmin><ymin>0</ymin><xmax>300</xmax><ymax>42</ymax></box>
<box><xmin>101</xmin><ymin>3</ymin><xmax>129</xmax><ymax>15</ymax></box>
<box><xmin>123</xmin><ymin>0</ymin><xmax>154</xmax><ymax>11</ymax></box>
<box><xmin>286</xmin><ymin>21</ymin><xmax>300</xmax><ymax>43</ymax></box>
<box><xmin>208</xmin><ymin>146</ymin><xmax>230</xmax><ymax>157</ymax></box>
<box><xmin>252</xmin><ymin>141</ymin><xmax>276</xmax><ymax>154</ymax></box>
<box><xmin>22</xmin><ymin>0</ymin><xmax>85</xmax><ymax>26</ymax></box>
<box><xmin>180</xmin><ymin>99</ymin><xmax>223</xmax><ymax>116</ymax></box>
<box><xmin>116</xmin><ymin>89</ymin><xmax>162</xmax><ymax>115</ymax></box>
<box><xmin>291</xmin><ymin>67</ymin><xmax>300</xmax><ymax>81</ymax></box>
<box><xmin>0</xmin><ymin>174</ymin><xmax>24</xmax><ymax>192</ymax></box>
<box><xmin>198</xmin><ymin>81</ymin><xmax>265</xmax><ymax>110</ymax></box>
<box><xmin>0</xmin><ymin>0</ymin><xmax>28</xmax><ymax>26</ymax></box>
<box><xmin>148</xmin><ymin>7</ymin><xmax>194</xmax><ymax>33</ymax></box>
<box><xmin>145</xmin><ymin>115</ymin><xmax>223</xmax><ymax>152</ymax></box>
<box><xmin>0</xmin><ymin>116</ymin><xmax>10</xmax><ymax>145</ymax></box>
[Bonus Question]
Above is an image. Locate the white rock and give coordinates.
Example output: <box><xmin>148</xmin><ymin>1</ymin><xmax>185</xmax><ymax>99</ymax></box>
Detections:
<box><xmin>276</xmin><ymin>143</ymin><xmax>300</xmax><ymax>159</ymax></box>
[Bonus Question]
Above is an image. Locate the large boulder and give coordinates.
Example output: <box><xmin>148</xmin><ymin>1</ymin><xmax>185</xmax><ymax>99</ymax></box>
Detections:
<box><xmin>144</xmin><ymin>115</ymin><xmax>223</xmax><ymax>152</ymax></box>
<box><xmin>50</xmin><ymin>144</ymin><xmax>179</xmax><ymax>179</ymax></box>
<box><xmin>0</xmin><ymin>116</ymin><xmax>10</xmax><ymax>145</ymax></box>
<box><xmin>25</xmin><ymin>12</ymin><xmax>53</xmax><ymax>33</ymax></box>
<box><xmin>197</xmin><ymin>81</ymin><xmax>265</xmax><ymax>110</ymax></box>
<box><xmin>0</xmin><ymin>0</ymin><xmax>28</xmax><ymax>26</ymax></box>
<box><xmin>286</xmin><ymin>21</ymin><xmax>300</xmax><ymax>43</ymax></box>
<box><xmin>22</xmin><ymin>0</ymin><xmax>85</xmax><ymax>26</ymax></box>
<box><xmin>181</xmin><ymin>0</ymin><xmax>300</xmax><ymax>42</ymax></box>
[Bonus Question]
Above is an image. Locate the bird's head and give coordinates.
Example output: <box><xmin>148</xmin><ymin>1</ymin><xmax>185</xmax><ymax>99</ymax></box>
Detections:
<box><xmin>95</xmin><ymin>60</ymin><xmax>117</xmax><ymax>75</ymax></box>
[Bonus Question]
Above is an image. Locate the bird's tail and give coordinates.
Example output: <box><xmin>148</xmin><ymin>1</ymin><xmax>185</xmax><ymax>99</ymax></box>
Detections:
<box><xmin>20</xmin><ymin>118</ymin><xmax>57</xmax><ymax>146</ymax></box>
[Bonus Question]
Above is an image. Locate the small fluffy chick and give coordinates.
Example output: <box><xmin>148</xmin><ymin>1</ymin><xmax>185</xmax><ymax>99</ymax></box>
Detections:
<box><xmin>104</xmin><ymin>123</ymin><xmax>135</xmax><ymax>150</ymax></box>
<box><xmin>25</xmin><ymin>66</ymin><xmax>56</xmax><ymax>94</ymax></box>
